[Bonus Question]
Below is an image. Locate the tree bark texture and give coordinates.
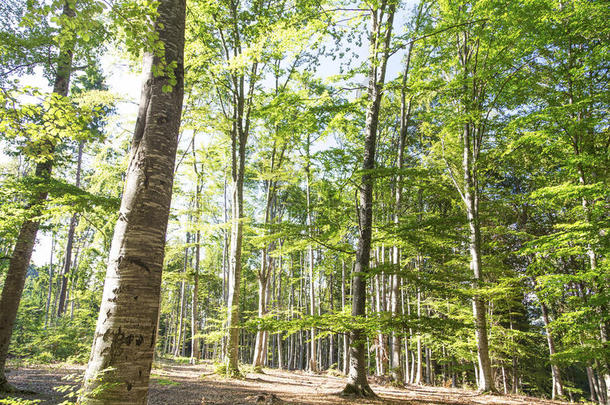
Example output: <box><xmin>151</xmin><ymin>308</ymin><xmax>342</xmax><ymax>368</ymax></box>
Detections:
<box><xmin>79</xmin><ymin>0</ymin><xmax>185</xmax><ymax>402</ymax></box>
<box><xmin>191</xmin><ymin>174</ymin><xmax>201</xmax><ymax>363</ymax></box>
<box><xmin>540</xmin><ymin>302</ymin><xmax>564</xmax><ymax>399</ymax></box>
<box><xmin>225</xmin><ymin>98</ymin><xmax>247</xmax><ymax>376</ymax></box>
<box><xmin>305</xmin><ymin>146</ymin><xmax>317</xmax><ymax>373</ymax></box>
<box><xmin>57</xmin><ymin>140</ymin><xmax>84</xmax><ymax>316</ymax></box>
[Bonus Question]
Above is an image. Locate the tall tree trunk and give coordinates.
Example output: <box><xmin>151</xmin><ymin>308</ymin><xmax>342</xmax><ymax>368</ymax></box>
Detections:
<box><xmin>288</xmin><ymin>257</ymin><xmax>295</xmax><ymax>369</ymax></box>
<box><xmin>223</xmin><ymin>0</ymin><xmax>259</xmax><ymax>374</ymax></box>
<box><xmin>452</xmin><ymin>28</ymin><xmax>495</xmax><ymax>392</ymax></box>
<box><xmin>342</xmin><ymin>259</ymin><xmax>350</xmax><ymax>375</ymax></box>
<box><xmin>276</xmin><ymin>251</ymin><xmax>284</xmax><ymax>369</ymax></box>
<box><xmin>225</xmin><ymin>109</ymin><xmax>247</xmax><ymax>377</ymax></box>
<box><xmin>253</xmin><ymin>151</ymin><xmax>282</xmax><ymax>370</ymax></box>
<box><xmin>391</xmin><ymin>2</ymin><xmax>422</xmax><ymax>380</ymax></box>
<box><xmin>329</xmin><ymin>268</ymin><xmax>334</xmax><ymax>369</ymax></box>
<box><xmin>190</xmin><ymin>139</ymin><xmax>201</xmax><ymax>364</ymax></box>
<box><xmin>252</xmin><ymin>268</ymin><xmax>269</xmax><ymax>370</ymax></box>
<box><xmin>415</xmin><ymin>283</ymin><xmax>423</xmax><ymax>385</ymax></box>
<box><xmin>540</xmin><ymin>301</ymin><xmax>564</xmax><ymax>399</ymax></box>
<box><xmin>305</xmin><ymin>139</ymin><xmax>318</xmax><ymax>373</ymax></box>
<box><xmin>44</xmin><ymin>234</ymin><xmax>56</xmax><ymax>328</ymax></box>
<box><xmin>342</xmin><ymin>3</ymin><xmax>395</xmax><ymax>397</ymax></box>
<box><xmin>190</xmin><ymin>230</ymin><xmax>199</xmax><ymax>362</ymax></box>
<box><xmin>79</xmin><ymin>0</ymin><xmax>185</xmax><ymax>401</ymax></box>
<box><xmin>174</xmin><ymin>234</ymin><xmax>189</xmax><ymax>357</ymax></box>
<box><xmin>374</xmin><ymin>270</ymin><xmax>385</xmax><ymax>376</ymax></box>
<box><xmin>465</xmin><ymin>180</ymin><xmax>493</xmax><ymax>391</ymax></box>
<box><xmin>401</xmin><ymin>284</ymin><xmax>411</xmax><ymax>384</ymax></box>
<box><xmin>57</xmin><ymin>140</ymin><xmax>84</xmax><ymax>316</ymax></box>
<box><xmin>510</xmin><ymin>316</ymin><xmax>518</xmax><ymax>394</ymax></box>
<box><xmin>0</xmin><ymin>2</ymin><xmax>75</xmax><ymax>391</ymax></box>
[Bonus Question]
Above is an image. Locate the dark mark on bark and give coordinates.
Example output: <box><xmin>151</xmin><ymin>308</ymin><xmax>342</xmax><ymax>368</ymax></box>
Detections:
<box><xmin>126</xmin><ymin>381</ymin><xmax>133</xmax><ymax>391</ymax></box>
<box><xmin>136</xmin><ymin>334</ymin><xmax>144</xmax><ymax>346</ymax></box>
<box><xmin>124</xmin><ymin>256</ymin><xmax>151</xmax><ymax>273</ymax></box>
<box><xmin>143</xmin><ymin>159</ymin><xmax>150</xmax><ymax>189</ymax></box>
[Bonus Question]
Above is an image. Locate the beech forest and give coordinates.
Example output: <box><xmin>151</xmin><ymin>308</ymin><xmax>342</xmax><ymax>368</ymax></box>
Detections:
<box><xmin>0</xmin><ymin>0</ymin><xmax>608</xmax><ymax>404</ymax></box>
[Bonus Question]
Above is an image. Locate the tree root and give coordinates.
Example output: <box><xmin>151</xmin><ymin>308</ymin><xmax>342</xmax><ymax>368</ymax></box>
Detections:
<box><xmin>341</xmin><ymin>382</ymin><xmax>377</xmax><ymax>398</ymax></box>
<box><xmin>0</xmin><ymin>377</ymin><xmax>16</xmax><ymax>393</ymax></box>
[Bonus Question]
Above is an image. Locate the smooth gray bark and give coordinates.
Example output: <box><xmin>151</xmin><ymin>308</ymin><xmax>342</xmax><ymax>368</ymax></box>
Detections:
<box><xmin>445</xmin><ymin>32</ymin><xmax>495</xmax><ymax>391</ymax></box>
<box><xmin>341</xmin><ymin>260</ymin><xmax>350</xmax><ymax>375</ymax></box>
<box><xmin>57</xmin><ymin>140</ymin><xmax>84</xmax><ymax>316</ymax></box>
<box><xmin>174</xmin><ymin>234</ymin><xmax>189</xmax><ymax>357</ymax></box>
<box><xmin>539</xmin><ymin>302</ymin><xmax>564</xmax><ymax>399</ymax></box>
<box><xmin>305</xmin><ymin>139</ymin><xmax>318</xmax><ymax>373</ymax></box>
<box><xmin>44</xmin><ymin>234</ymin><xmax>56</xmax><ymax>328</ymax></box>
<box><xmin>79</xmin><ymin>0</ymin><xmax>185</xmax><ymax>401</ymax></box>
<box><xmin>225</xmin><ymin>96</ymin><xmax>247</xmax><ymax>376</ymax></box>
<box><xmin>191</xmin><ymin>157</ymin><xmax>201</xmax><ymax>364</ymax></box>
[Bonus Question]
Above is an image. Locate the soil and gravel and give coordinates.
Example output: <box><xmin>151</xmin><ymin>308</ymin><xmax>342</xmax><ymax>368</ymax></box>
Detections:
<box><xmin>1</xmin><ymin>361</ymin><xmax>571</xmax><ymax>405</ymax></box>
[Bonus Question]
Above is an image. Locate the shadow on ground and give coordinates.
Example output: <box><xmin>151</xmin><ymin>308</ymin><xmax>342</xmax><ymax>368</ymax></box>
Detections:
<box><xmin>1</xmin><ymin>361</ymin><xmax>570</xmax><ymax>405</ymax></box>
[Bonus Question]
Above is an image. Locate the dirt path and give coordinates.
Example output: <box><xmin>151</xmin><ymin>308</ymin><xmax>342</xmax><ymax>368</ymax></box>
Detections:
<box><xmin>1</xmin><ymin>361</ymin><xmax>570</xmax><ymax>405</ymax></box>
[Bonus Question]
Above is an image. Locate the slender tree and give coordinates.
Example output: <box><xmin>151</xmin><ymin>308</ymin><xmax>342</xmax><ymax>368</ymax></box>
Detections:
<box><xmin>57</xmin><ymin>140</ymin><xmax>84</xmax><ymax>316</ymax></box>
<box><xmin>342</xmin><ymin>0</ymin><xmax>396</xmax><ymax>396</ymax></box>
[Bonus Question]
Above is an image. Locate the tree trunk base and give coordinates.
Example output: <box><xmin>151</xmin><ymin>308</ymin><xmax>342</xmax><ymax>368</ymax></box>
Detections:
<box><xmin>0</xmin><ymin>377</ymin><xmax>34</xmax><ymax>394</ymax></box>
<box><xmin>341</xmin><ymin>382</ymin><xmax>377</xmax><ymax>398</ymax></box>
<box><xmin>0</xmin><ymin>378</ymin><xmax>16</xmax><ymax>393</ymax></box>
<box><xmin>226</xmin><ymin>366</ymin><xmax>243</xmax><ymax>379</ymax></box>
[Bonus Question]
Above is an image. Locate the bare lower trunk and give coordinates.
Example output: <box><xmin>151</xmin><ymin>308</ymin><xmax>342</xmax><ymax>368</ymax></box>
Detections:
<box><xmin>57</xmin><ymin>140</ymin><xmax>84</xmax><ymax>316</ymax></box>
<box><xmin>586</xmin><ymin>365</ymin><xmax>599</xmax><ymax>403</ymax></box>
<box><xmin>540</xmin><ymin>302</ymin><xmax>564</xmax><ymax>399</ymax></box>
<box><xmin>252</xmin><ymin>273</ymin><xmax>269</xmax><ymax>370</ymax></box>
<box><xmin>0</xmin><ymin>2</ymin><xmax>74</xmax><ymax>390</ymax></box>
<box><xmin>305</xmin><ymin>145</ymin><xmax>317</xmax><ymax>373</ymax></box>
<box><xmin>174</xmin><ymin>237</ymin><xmax>188</xmax><ymax>357</ymax></box>
<box><xmin>401</xmin><ymin>286</ymin><xmax>410</xmax><ymax>384</ymax></box>
<box><xmin>391</xmin><ymin>250</ymin><xmax>402</xmax><ymax>382</ymax></box>
<box><xmin>415</xmin><ymin>285</ymin><xmax>423</xmax><ymax>385</ymax></box>
<box><xmin>79</xmin><ymin>0</ymin><xmax>185</xmax><ymax>402</ymax></box>
<box><xmin>44</xmin><ymin>235</ymin><xmax>56</xmax><ymax>328</ymax></box>
<box><xmin>190</xmin><ymin>155</ymin><xmax>201</xmax><ymax>364</ymax></box>
<box><xmin>276</xmin><ymin>254</ymin><xmax>283</xmax><ymax>369</ymax></box>
<box><xmin>463</xmin><ymin>122</ymin><xmax>494</xmax><ymax>392</ymax></box>
<box><xmin>191</xmin><ymin>228</ymin><xmax>200</xmax><ymax>363</ymax></box>
<box><xmin>225</xmin><ymin>113</ymin><xmax>247</xmax><ymax>377</ymax></box>
<box><xmin>342</xmin><ymin>260</ymin><xmax>350</xmax><ymax>375</ymax></box>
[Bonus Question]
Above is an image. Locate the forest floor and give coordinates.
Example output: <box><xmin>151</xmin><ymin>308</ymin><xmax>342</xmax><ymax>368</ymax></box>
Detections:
<box><xmin>1</xmin><ymin>360</ymin><xmax>572</xmax><ymax>405</ymax></box>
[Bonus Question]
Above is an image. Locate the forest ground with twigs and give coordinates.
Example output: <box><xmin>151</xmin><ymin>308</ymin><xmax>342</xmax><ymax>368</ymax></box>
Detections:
<box><xmin>1</xmin><ymin>360</ymin><xmax>573</xmax><ymax>405</ymax></box>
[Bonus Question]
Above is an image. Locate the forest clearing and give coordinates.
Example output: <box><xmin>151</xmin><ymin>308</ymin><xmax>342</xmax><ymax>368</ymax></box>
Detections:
<box><xmin>0</xmin><ymin>0</ymin><xmax>608</xmax><ymax>403</ymax></box>
<box><xmin>2</xmin><ymin>360</ymin><xmax>575</xmax><ymax>405</ymax></box>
